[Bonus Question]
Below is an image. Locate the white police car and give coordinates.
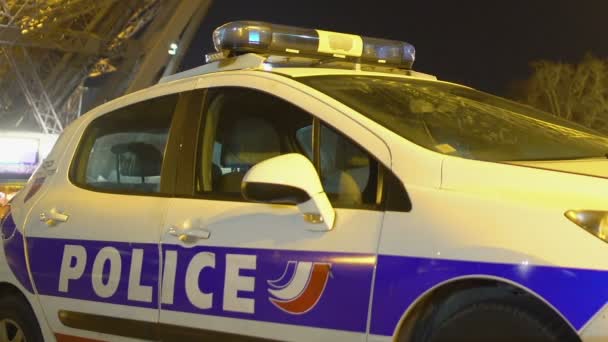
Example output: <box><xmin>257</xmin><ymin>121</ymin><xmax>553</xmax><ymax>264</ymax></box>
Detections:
<box><xmin>0</xmin><ymin>21</ymin><xmax>607</xmax><ymax>342</ymax></box>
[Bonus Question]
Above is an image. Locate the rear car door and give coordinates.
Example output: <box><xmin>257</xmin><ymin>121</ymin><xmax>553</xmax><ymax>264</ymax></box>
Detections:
<box><xmin>157</xmin><ymin>76</ymin><xmax>393</xmax><ymax>341</ymax></box>
<box><xmin>23</xmin><ymin>92</ymin><xmax>183</xmax><ymax>341</ymax></box>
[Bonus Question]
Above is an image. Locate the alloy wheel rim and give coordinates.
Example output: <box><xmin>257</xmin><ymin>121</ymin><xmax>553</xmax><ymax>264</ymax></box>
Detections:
<box><xmin>0</xmin><ymin>319</ymin><xmax>25</xmax><ymax>342</ymax></box>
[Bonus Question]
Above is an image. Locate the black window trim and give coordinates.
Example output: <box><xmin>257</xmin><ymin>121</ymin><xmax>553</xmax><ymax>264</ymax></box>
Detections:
<box><xmin>170</xmin><ymin>89</ymin><xmax>207</xmax><ymax>196</ymax></box>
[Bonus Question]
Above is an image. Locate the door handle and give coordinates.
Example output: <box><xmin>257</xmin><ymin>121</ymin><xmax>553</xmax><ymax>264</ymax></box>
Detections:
<box><xmin>40</xmin><ymin>208</ymin><xmax>69</xmax><ymax>226</ymax></box>
<box><xmin>168</xmin><ymin>225</ymin><xmax>210</xmax><ymax>243</ymax></box>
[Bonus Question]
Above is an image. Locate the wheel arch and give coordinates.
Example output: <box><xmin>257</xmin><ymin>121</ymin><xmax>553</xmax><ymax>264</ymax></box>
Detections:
<box><xmin>0</xmin><ymin>281</ymin><xmax>52</xmax><ymax>340</ymax></box>
<box><xmin>0</xmin><ymin>281</ymin><xmax>39</xmax><ymax>315</ymax></box>
<box><xmin>393</xmin><ymin>275</ymin><xmax>579</xmax><ymax>342</ymax></box>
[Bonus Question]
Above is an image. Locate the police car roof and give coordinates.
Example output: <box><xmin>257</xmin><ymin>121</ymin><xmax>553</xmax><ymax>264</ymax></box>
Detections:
<box><xmin>158</xmin><ymin>53</ymin><xmax>437</xmax><ymax>84</ymax></box>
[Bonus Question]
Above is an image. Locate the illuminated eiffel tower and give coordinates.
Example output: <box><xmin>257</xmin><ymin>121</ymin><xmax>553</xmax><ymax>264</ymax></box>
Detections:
<box><xmin>0</xmin><ymin>0</ymin><xmax>210</xmax><ymax>134</ymax></box>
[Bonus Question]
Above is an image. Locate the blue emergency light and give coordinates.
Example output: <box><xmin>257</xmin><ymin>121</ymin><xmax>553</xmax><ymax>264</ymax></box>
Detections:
<box><xmin>211</xmin><ymin>21</ymin><xmax>416</xmax><ymax>69</ymax></box>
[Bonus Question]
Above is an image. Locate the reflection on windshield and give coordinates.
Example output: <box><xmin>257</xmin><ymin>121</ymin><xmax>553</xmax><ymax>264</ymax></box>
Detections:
<box><xmin>299</xmin><ymin>75</ymin><xmax>608</xmax><ymax>162</ymax></box>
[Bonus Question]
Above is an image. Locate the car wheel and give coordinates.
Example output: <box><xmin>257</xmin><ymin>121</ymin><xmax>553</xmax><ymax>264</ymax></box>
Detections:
<box><xmin>0</xmin><ymin>295</ymin><xmax>43</xmax><ymax>342</ymax></box>
<box><xmin>426</xmin><ymin>301</ymin><xmax>563</xmax><ymax>342</ymax></box>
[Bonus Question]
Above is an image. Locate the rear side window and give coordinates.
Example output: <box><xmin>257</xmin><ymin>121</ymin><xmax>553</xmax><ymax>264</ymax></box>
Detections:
<box><xmin>71</xmin><ymin>94</ymin><xmax>177</xmax><ymax>194</ymax></box>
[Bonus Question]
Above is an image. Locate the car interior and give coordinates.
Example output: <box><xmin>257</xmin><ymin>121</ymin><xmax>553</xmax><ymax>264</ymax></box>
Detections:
<box><xmin>197</xmin><ymin>87</ymin><xmax>376</xmax><ymax>207</ymax></box>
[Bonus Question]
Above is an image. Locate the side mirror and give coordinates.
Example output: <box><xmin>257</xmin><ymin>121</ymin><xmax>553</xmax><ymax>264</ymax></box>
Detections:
<box><xmin>241</xmin><ymin>153</ymin><xmax>335</xmax><ymax>231</ymax></box>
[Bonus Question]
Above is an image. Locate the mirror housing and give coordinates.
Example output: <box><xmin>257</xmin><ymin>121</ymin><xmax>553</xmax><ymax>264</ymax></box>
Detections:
<box><xmin>241</xmin><ymin>153</ymin><xmax>335</xmax><ymax>231</ymax></box>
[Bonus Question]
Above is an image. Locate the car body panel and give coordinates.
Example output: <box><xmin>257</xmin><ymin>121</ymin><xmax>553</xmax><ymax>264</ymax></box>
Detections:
<box><xmin>150</xmin><ymin>73</ymin><xmax>393</xmax><ymax>340</ymax></box>
<box><xmin>9</xmin><ymin>77</ymin><xmax>198</xmax><ymax>341</ymax></box>
<box><xmin>0</xmin><ymin>59</ymin><xmax>606</xmax><ymax>342</ymax></box>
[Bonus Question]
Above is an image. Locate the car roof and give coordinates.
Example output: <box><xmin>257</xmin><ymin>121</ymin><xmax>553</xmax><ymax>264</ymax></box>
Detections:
<box><xmin>159</xmin><ymin>53</ymin><xmax>441</xmax><ymax>85</ymax></box>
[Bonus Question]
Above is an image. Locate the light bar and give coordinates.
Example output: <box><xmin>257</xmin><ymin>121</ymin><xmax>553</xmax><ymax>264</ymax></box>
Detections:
<box><xmin>212</xmin><ymin>21</ymin><xmax>416</xmax><ymax>69</ymax></box>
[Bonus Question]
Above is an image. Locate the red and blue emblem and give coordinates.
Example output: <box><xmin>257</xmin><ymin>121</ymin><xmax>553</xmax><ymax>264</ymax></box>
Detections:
<box><xmin>267</xmin><ymin>261</ymin><xmax>331</xmax><ymax>314</ymax></box>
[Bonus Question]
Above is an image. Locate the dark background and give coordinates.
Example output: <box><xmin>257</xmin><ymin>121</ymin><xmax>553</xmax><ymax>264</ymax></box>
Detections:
<box><xmin>183</xmin><ymin>1</ymin><xmax>608</xmax><ymax>96</ymax></box>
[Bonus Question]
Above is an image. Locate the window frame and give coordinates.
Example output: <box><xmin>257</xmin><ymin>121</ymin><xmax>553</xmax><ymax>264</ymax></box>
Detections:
<box><xmin>174</xmin><ymin>86</ymin><xmax>314</xmax><ymax>202</ymax></box>
<box><xmin>68</xmin><ymin>92</ymin><xmax>191</xmax><ymax>198</ymax></box>
<box><xmin>175</xmin><ymin>85</ymin><xmax>404</xmax><ymax>211</ymax></box>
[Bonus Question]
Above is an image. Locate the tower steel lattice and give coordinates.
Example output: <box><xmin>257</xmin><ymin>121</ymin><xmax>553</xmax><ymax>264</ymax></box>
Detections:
<box><xmin>0</xmin><ymin>0</ymin><xmax>211</xmax><ymax>134</ymax></box>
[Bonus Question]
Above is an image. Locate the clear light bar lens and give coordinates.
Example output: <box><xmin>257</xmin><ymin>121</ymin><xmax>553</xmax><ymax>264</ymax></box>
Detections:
<box><xmin>212</xmin><ymin>21</ymin><xmax>415</xmax><ymax>68</ymax></box>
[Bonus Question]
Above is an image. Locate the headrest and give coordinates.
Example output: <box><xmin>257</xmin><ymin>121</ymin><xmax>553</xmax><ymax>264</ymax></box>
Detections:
<box><xmin>337</xmin><ymin>137</ymin><xmax>369</xmax><ymax>168</ymax></box>
<box><xmin>111</xmin><ymin>142</ymin><xmax>162</xmax><ymax>177</ymax></box>
<box><xmin>221</xmin><ymin>118</ymin><xmax>281</xmax><ymax>166</ymax></box>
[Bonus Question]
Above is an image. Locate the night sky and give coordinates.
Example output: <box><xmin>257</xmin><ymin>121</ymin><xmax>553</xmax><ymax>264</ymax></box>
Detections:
<box><xmin>183</xmin><ymin>1</ymin><xmax>608</xmax><ymax>96</ymax></box>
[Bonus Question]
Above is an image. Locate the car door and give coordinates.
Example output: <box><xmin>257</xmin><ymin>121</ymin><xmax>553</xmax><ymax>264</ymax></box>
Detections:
<box><xmin>23</xmin><ymin>92</ymin><xmax>184</xmax><ymax>341</ymax></box>
<box><xmin>157</xmin><ymin>77</ymin><xmax>391</xmax><ymax>341</ymax></box>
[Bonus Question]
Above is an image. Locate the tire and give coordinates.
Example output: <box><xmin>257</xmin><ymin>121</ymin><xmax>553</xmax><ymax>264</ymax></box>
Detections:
<box><xmin>426</xmin><ymin>301</ymin><xmax>565</xmax><ymax>342</ymax></box>
<box><xmin>0</xmin><ymin>295</ymin><xmax>43</xmax><ymax>342</ymax></box>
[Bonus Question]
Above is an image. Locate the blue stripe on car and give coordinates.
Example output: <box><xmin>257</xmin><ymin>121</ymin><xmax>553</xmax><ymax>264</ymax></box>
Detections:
<box><xmin>27</xmin><ymin>238</ymin><xmax>374</xmax><ymax>332</ymax></box>
<box><xmin>1</xmin><ymin>213</ymin><xmax>34</xmax><ymax>293</ymax></box>
<box><xmin>6</xmin><ymin>233</ymin><xmax>608</xmax><ymax>336</ymax></box>
<box><xmin>370</xmin><ymin>254</ymin><xmax>608</xmax><ymax>335</ymax></box>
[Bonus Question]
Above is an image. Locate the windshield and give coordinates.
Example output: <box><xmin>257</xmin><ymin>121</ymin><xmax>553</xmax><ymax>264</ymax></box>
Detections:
<box><xmin>299</xmin><ymin>75</ymin><xmax>608</xmax><ymax>162</ymax></box>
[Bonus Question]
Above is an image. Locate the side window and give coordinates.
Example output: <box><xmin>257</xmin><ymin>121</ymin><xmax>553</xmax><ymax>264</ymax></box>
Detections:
<box><xmin>196</xmin><ymin>87</ymin><xmax>379</xmax><ymax>208</ymax></box>
<box><xmin>196</xmin><ymin>88</ymin><xmax>312</xmax><ymax>195</ymax></box>
<box><xmin>296</xmin><ymin>124</ymin><xmax>377</xmax><ymax>208</ymax></box>
<box><xmin>71</xmin><ymin>94</ymin><xmax>178</xmax><ymax>194</ymax></box>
